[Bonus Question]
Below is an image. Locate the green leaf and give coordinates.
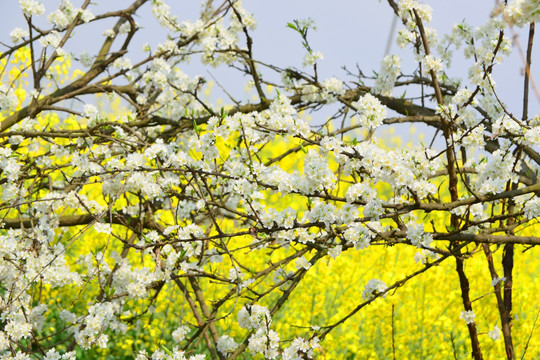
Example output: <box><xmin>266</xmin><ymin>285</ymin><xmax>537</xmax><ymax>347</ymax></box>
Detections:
<box><xmin>161</xmin><ymin>345</ymin><xmax>173</xmax><ymax>356</ymax></box>
<box><xmin>220</xmin><ymin>107</ymin><xmax>228</xmax><ymax>120</ymax></box>
<box><xmin>104</xmin><ymin>285</ymin><xmax>115</xmax><ymax>298</ymax></box>
<box><xmin>286</xmin><ymin>22</ymin><xmax>298</xmax><ymax>31</ymax></box>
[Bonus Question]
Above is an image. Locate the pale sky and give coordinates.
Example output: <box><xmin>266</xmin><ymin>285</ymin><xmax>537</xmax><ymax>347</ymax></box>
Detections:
<box><xmin>1</xmin><ymin>0</ymin><xmax>538</xmax><ymax>120</ymax></box>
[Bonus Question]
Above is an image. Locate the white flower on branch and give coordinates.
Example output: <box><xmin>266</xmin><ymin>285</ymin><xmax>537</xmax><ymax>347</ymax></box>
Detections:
<box><xmin>354</xmin><ymin>93</ymin><xmax>387</xmax><ymax>129</ymax></box>
<box><xmin>9</xmin><ymin>27</ymin><xmax>28</xmax><ymax>43</ymax></box>
<box><xmin>303</xmin><ymin>51</ymin><xmax>323</xmax><ymax>67</ymax></box>
<box><xmin>460</xmin><ymin>310</ymin><xmax>476</xmax><ymax>324</ymax></box>
<box><xmin>19</xmin><ymin>0</ymin><xmax>45</xmax><ymax>17</ymax></box>
<box><xmin>362</xmin><ymin>279</ymin><xmax>387</xmax><ymax>301</ymax></box>
<box><xmin>217</xmin><ymin>335</ymin><xmax>238</xmax><ymax>356</ymax></box>
<box><xmin>489</xmin><ymin>325</ymin><xmax>501</xmax><ymax>341</ymax></box>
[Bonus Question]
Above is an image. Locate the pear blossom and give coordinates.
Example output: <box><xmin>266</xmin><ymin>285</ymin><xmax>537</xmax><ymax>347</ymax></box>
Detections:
<box><xmin>19</xmin><ymin>0</ymin><xmax>45</xmax><ymax>16</ymax></box>
<box><xmin>362</xmin><ymin>279</ymin><xmax>387</xmax><ymax>300</ymax></box>
<box><xmin>9</xmin><ymin>27</ymin><xmax>28</xmax><ymax>43</ymax></box>
<box><xmin>460</xmin><ymin>310</ymin><xmax>476</xmax><ymax>324</ymax></box>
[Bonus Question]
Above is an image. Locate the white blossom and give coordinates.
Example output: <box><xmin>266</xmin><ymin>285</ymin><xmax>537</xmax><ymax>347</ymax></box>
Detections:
<box><xmin>248</xmin><ymin>328</ymin><xmax>280</xmax><ymax>359</ymax></box>
<box><xmin>303</xmin><ymin>51</ymin><xmax>323</xmax><ymax>66</ymax></box>
<box><xmin>172</xmin><ymin>325</ymin><xmax>190</xmax><ymax>342</ymax></box>
<box><xmin>423</xmin><ymin>54</ymin><xmax>444</xmax><ymax>74</ymax></box>
<box><xmin>112</xmin><ymin>57</ymin><xmax>133</xmax><ymax>71</ymax></box>
<box><xmin>80</xmin><ymin>9</ymin><xmax>95</xmax><ymax>22</ymax></box>
<box><xmin>354</xmin><ymin>93</ymin><xmax>387</xmax><ymax>128</ymax></box>
<box><xmin>296</xmin><ymin>256</ymin><xmax>311</xmax><ymax>270</ymax></box>
<box><xmin>491</xmin><ymin>276</ymin><xmax>506</xmax><ymax>287</ymax></box>
<box><xmin>39</xmin><ymin>31</ymin><xmax>62</xmax><ymax>48</ymax></box>
<box><xmin>406</xmin><ymin>222</ymin><xmax>433</xmax><ymax>248</ymax></box>
<box><xmin>523</xmin><ymin>196</ymin><xmax>540</xmax><ymax>220</ymax></box>
<box><xmin>217</xmin><ymin>335</ymin><xmax>238</xmax><ymax>356</ymax></box>
<box><xmin>83</xmin><ymin>104</ymin><xmax>100</xmax><ymax>123</ymax></box>
<box><xmin>0</xmin><ymin>85</ymin><xmax>19</xmax><ymax>110</ymax></box>
<box><xmin>460</xmin><ymin>310</ymin><xmax>476</xmax><ymax>324</ymax></box>
<box><xmin>505</xmin><ymin>0</ymin><xmax>540</xmax><ymax>26</ymax></box>
<box><xmin>373</xmin><ymin>55</ymin><xmax>401</xmax><ymax>96</ymax></box>
<box><xmin>10</xmin><ymin>27</ymin><xmax>28</xmax><ymax>43</ymax></box>
<box><xmin>19</xmin><ymin>0</ymin><xmax>45</xmax><ymax>17</ymax></box>
<box><xmin>362</xmin><ymin>279</ymin><xmax>387</xmax><ymax>300</ymax></box>
<box><xmin>238</xmin><ymin>304</ymin><xmax>271</xmax><ymax>330</ymax></box>
<box><xmin>488</xmin><ymin>325</ymin><xmax>501</xmax><ymax>341</ymax></box>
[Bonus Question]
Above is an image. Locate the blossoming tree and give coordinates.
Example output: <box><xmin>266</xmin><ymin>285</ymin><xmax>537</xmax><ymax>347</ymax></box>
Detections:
<box><xmin>0</xmin><ymin>0</ymin><xmax>539</xmax><ymax>359</ymax></box>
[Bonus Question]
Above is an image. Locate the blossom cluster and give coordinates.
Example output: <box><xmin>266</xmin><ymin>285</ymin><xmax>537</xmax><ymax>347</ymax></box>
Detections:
<box><xmin>0</xmin><ymin>0</ymin><xmax>539</xmax><ymax>359</ymax></box>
